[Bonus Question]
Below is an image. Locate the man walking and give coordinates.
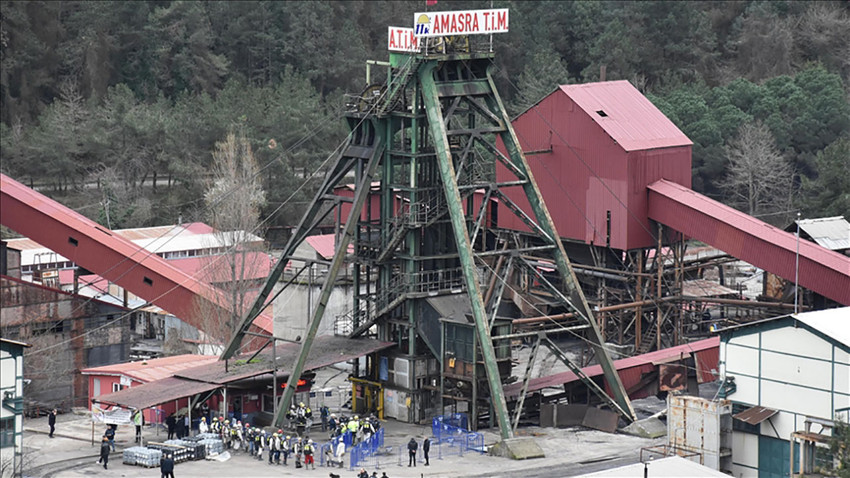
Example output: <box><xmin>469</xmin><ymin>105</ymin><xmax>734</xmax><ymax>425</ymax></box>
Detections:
<box><xmin>48</xmin><ymin>409</ymin><xmax>57</xmax><ymax>438</ymax></box>
<box><xmin>303</xmin><ymin>439</ymin><xmax>315</xmax><ymax>470</ymax></box>
<box><xmin>98</xmin><ymin>436</ymin><xmax>110</xmax><ymax>469</ymax></box>
<box><xmin>423</xmin><ymin>437</ymin><xmax>431</xmax><ymax>466</ymax></box>
<box><xmin>407</xmin><ymin>437</ymin><xmax>418</xmax><ymax>467</ymax></box>
<box><xmin>160</xmin><ymin>452</ymin><xmax>175</xmax><ymax>478</ymax></box>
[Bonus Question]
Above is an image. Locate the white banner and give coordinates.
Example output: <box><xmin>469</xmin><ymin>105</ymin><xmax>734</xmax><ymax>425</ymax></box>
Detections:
<box><xmin>413</xmin><ymin>8</ymin><xmax>509</xmax><ymax>38</ymax></box>
<box><xmin>388</xmin><ymin>27</ymin><xmax>421</xmax><ymax>53</ymax></box>
<box><xmin>92</xmin><ymin>405</ymin><xmax>133</xmax><ymax>425</ymax></box>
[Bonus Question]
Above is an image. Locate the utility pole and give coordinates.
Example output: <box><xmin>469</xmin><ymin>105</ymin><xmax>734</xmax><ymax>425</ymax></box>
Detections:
<box><xmin>794</xmin><ymin>211</ymin><xmax>801</xmax><ymax>314</ymax></box>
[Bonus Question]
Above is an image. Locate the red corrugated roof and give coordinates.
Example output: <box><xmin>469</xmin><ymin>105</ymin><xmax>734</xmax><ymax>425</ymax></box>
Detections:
<box><xmin>92</xmin><ymin>376</ymin><xmax>220</xmax><ymax>410</ymax></box>
<box><xmin>505</xmin><ymin>336</ymin><xmax>719</xmax><ymax>398</ymax></box>
<box><xmin>166</xmin><ymin>253</ymin><xmax>272</xmax><ymax>281</ymax></box>
<box><xmin>175</xmin><ymin>335</ymin><xmax>393</xmax><ymax>385</ymax></box>
<box><xmin>305</xmin><ymin>234</ymin><xmax>354</xmax><ymax>260</ymax></box>
<box><xmin>648</xmin><ymin>179</ymin><xmax>850</xmax><ymax>305</ymax></box>
<box><xmin>81</xmin><ymin>354</ymin><xmax>219</xmax><ymax>383</ymax></box>
<box><xmin>559</xmin><ymin>81</ymin><xmax>692</xmax><ymax>152</ymax></box>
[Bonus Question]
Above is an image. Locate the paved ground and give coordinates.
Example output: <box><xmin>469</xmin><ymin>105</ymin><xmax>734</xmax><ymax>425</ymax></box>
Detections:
<box><xmin>22</xmin><ymin>411</ymin><xmax>663</xmax><ymax>478</ymax></box>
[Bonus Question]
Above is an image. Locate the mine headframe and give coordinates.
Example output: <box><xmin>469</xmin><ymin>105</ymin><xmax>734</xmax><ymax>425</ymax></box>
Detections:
<box><xmin>223</xmin><ymin>34</ymin><xmax>636</xmax><ymax>441</ymax></box>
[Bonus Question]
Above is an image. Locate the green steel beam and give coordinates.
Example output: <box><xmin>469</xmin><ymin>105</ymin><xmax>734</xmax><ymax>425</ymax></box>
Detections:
<box><xmin>221</xmin><ymin>139</ymin><xmax>360</xmax><ymax>360</ymax></box>
<box><xmin>273</xmin><ymin>126</ymin><xmax>385</xmax><ymax>426</ymax></box>
<box><xmin>483</xmin><ymin>67</ymin><xmax>637</xmax><ymax>422</ymax></box>
<box><xmin>418</xmin><ymin>61</ymin><xmax>514</xmax><ymax>440</ymax></box>
<box><xmin>542</xmin><ymin>337</ymin><xmax>630</xmax><ymax>418</ymax></box>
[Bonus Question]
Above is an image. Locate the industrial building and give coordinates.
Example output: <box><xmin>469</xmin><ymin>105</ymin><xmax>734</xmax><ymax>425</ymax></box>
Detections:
<box><xmin>219</xmin><ymin>29</ymin><xmax>850</xmax><ymax>450</ymax></box>
<box><xmin>1</xmin><ymin>14</ymin><xmax>849</xmax><ymax>468</ymax></box>
<box><xmin>0</xmin><ymin>338</ymin><xmax>30</xmax><ymax>478</ymax></box>
<box><xmin>719</xmin><ymin>307</ymin><xmax>849</xmax><ymax>477</ymax></box>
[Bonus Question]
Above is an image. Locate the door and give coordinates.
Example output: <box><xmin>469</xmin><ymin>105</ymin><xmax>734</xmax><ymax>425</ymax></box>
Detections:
<box><xmin>232</xmin><ymin>396</ymin><xmax>243</xmax><ymax>421</ymax></box>
<box><xmin>758</xmin><ymin>435</ymin><xmax>799</xmax><ymax>478</ymax></box>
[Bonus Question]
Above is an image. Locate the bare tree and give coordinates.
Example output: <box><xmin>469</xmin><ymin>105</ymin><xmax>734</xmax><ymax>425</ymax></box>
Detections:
<box><xmin>196</xmin><ymin>130</ymin><xmax>268</xmax><ymax>345</ymax></box>
<box><xmin>722</xmin><ymin>121</ymin><xmax>795</xmax><ymax>222</ymax></box>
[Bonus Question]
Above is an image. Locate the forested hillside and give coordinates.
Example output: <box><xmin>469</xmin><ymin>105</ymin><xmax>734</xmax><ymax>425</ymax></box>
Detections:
<box><xmin>2</xmin><ymin>1</ymin><xmax>848</xmax><ymax>235</ymax></box>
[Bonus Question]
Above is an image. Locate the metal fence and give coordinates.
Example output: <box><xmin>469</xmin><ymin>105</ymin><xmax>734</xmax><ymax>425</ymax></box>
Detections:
<box><xmin>432</xmin><ymin>413</ymin><xmax>486</xmax><ymax>456</ymax></box>
<box><xmin>348</xmin><ymin>427</ymin><xmax>385</xmax><ymax>470</ymax></box>
<box><xmin>325</xmin><ymin>414</ymin><xmax>488</xmax><ymax>471</ymax></box>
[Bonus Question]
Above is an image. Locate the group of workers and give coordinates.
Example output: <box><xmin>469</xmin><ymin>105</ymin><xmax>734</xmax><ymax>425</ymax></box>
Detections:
<box><xmin>327</xmin><ymin>413</ymin><xmax>381</xmax><ymax>445</ymax></box>
<box><xmin>202</xmin><ymin>415</ymin><xmax>329</xmax><ymax>469</ymax></box>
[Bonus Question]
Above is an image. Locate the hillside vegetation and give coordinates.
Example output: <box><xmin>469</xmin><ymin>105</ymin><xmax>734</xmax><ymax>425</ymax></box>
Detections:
<box><xmin>1</xmin><ymin>1</ymin><xmax>848</xmax><ymax>233</ymax></box>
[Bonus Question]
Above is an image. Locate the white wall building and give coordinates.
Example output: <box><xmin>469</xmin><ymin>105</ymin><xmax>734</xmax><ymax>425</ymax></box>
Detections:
<box><xmin>274</xmin><ymin>234</ymin><xmax>361</xmax><ymax>342</ymax></box>
<box><xmin>0</xmin><ymin>338</ymin><xmax>31</xmax><ymax>478</ymax></box>
<box><xmin>719</xmin><ymin>307</ymin><xmax>850</xmax><ymax>478</ymax></box>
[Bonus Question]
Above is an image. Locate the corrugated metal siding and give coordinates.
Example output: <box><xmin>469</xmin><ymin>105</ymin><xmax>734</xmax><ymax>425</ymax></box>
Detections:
<box><xmin>695</xmin><ymin>346</ymin><xmax>720</xmax><ymax>383</ymax></box>
<box><xmin>797</xmin><ymin>216</ymin><xmax>850</xmax><ymax>251</ymax></box>
<box><xmin>648</xmin><ymin>180</ymin><xmax>850</xmax><ymax>305</ymax></box>
<box><xmin>499</xmin><ymin>85</ymin><xmax>692</xmax><ymax>250</ymax></box>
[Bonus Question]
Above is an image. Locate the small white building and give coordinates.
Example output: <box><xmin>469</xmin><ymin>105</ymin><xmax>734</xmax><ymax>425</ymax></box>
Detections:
<box><xmin>274</xmin><ymin>234</ymin><xmax>360</xmax><ymax>342</ymax></box>
<box><xmin>719</xmin><ymin>307</ymin><xmax>850</xmax><ymax>478</ymax></box>
<box><xmin>1</xmin><ymin>338</ymin><xmax>31</xmax><ymax>478</ymax></box>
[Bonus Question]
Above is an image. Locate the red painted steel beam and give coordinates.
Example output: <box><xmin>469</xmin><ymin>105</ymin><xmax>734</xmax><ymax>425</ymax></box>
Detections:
<box><xmin>0</xmin><ymin>174</ymin><xmax>272</xmax><ymax>339</ymax></box>
<box><xmin>647</xmin><ymin>179</ymin><xmax>850</xmax><ymax>306</ymax></box>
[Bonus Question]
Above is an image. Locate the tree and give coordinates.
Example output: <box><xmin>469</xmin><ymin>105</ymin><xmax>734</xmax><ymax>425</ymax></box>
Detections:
<box><xmin>800</xmin><ymin>136</ymin><xmax>850</xmax><ymax>219</ymax></box>
<box><xmin>728</xmin><ymin>3</ymin><xmax>795</xmax><ymax>82</ymax></box>
<box><xmin>509</xmin><ymin>45</ymin><xmax>571</xmax><ymax>115</ymax></box>
<box><xmin>829</xmin><ymin>419</ymin><xmax>850</xmax><ymax>477</ymax></box>
<box><xmin>198</xmin><ymin>130</ymin><xmax>268</xmax><ymax>344</ymax></box>
<box><xmin>24</xmin><ymin>79</ymin><xmax>93</xmax><ymax>190</ymax></box>
<box><xmin>721</xmin><ymin>121</ymin><xmax>795</xmax><ymax>222</ymax></box>
<box><xmin>145</xmin><ymin>1</ymin><xmax>229</xmax><ymax>98</ymax></box>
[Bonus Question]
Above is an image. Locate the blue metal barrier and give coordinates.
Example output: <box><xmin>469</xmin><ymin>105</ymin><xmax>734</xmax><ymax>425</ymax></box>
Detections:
<box><xmin>348</xmin><ymin>427</ymin><xmax>385</xmax><ymax>470</ymax></box>
<box><xmin>431</xmin><ymin>413</ymin><xmax>486</xmax><ymax>456</ymax></box>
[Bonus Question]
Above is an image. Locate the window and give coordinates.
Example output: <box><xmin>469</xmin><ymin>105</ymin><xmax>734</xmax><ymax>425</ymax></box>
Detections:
<box><xmin>0</xmin><ymin>416</ymin><xmax>14</xmax><ymax>448</ymax></box>
<box><xmin>112</xmin><ymin>383</ymin><xmax>126</xmax><ymax>393</ymax></box>
<box><xmin>32</xmin><ymin>320</ymin><xmax>66</xmax><ymax>336</ymax></box>
<box><xmin>3</xmin><ymin>326</ymin><xmax>21</xmax><ymax>339</ymax></box>
<box><xmin>87</xmin><ymin>344</ymin><xmax>127</xmax><ymax>367</ymax></box>
<box><xmin>262</xmin><ymin>394</ymin><xmax>275</xmax><ymax>413</ymax></box>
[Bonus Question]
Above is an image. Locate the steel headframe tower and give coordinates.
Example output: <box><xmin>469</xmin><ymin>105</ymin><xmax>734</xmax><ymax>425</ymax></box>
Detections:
<box><xmin>223</xmin><ymin>36</ymin><xmax>635</xmax><ymax>440</ymax></box>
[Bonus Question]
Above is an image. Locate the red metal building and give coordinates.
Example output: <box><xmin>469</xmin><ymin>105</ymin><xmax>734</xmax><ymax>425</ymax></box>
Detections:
<box><xmin>497</xmin><ymin>80</ymin><xmax>692</xmax><ymax>251</ymax></box>
<box><xmin>81</xmin><ymin>354</ymin><xmax>218</xmax><ymax>423</ymax></box>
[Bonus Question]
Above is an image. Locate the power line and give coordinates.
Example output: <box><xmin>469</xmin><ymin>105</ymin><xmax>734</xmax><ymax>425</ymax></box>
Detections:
<box><xmin>24</xmin><ymin>57</ymin><xmax>415</xmax><ymax>357</ymax></box>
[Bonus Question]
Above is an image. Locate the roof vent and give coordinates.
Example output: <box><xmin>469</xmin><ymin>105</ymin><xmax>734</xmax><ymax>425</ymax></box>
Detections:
<box><xmin>596</xmin><ymin>110</ymin><xmax>608</xmax><ymax>117</ymax></box>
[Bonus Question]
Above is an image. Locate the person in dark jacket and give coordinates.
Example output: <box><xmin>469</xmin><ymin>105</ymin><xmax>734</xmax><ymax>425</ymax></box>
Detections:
<box><xmin>48</xmin><ymin>409</ymin><xmax>57</xmax><ymax>438</ymax></box>
<box><xmin>423</xmin><ymin>437</ymin><xmax>431</xmax><ymax>466</ymax></box>
<box><xmin>407</xmin><ymin>438</ymin><xmax>418</xmax><ymax>467</ymax></box>
<box><xmin>105</xmin><ymin>425</ymin><xmax>116</xmax><ymax>451</ymax></box>
<box><xmin>166</xmin><ymin>414</ymin><xmax>176</xmax><ymax>439</ymax></box>
<box><xmin>98</xmin><ymin>436</ymin><xmax>110</xmax><ymax>469</ymax></box>
<box><xmin>175</xmin><ymin>415</ymin><xmax>185</xmax><ymax>439</ymax></box>
<box><xmin>160</xmin><ymin>452</ymin><xmax>175</xmax><ymax>478</ymax></box>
